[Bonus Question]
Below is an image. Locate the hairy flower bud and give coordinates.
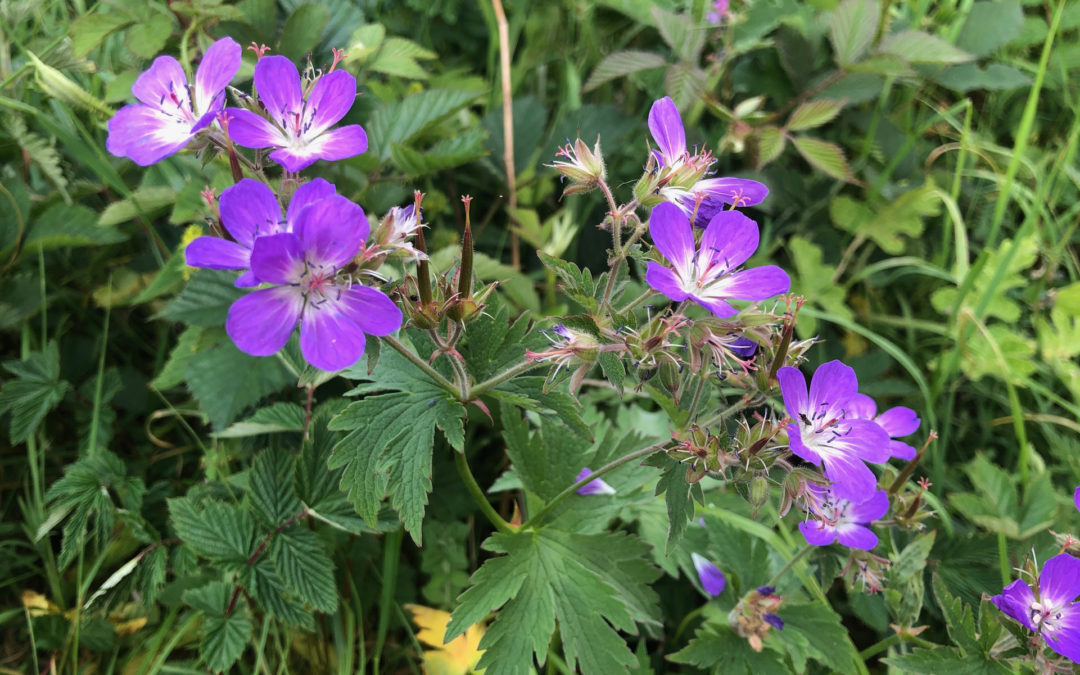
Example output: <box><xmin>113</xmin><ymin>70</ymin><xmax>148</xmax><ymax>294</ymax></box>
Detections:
<box><xmin>550</xmin><ymin>137</ymin><xmax>606</xmax><ymax>196</ymax></box>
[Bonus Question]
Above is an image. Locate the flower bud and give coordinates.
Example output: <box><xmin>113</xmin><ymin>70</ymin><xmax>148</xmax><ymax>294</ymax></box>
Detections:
<box><xmin>748</xmin><ymin>475</ymin><xmax>770</xmax><ymax>509</ymax></box>
<box><xmin>550</xmin><ymin>137</ymin><xmax>606</xmax><ymax>196</ymax></box>
<box><xmin>28</xmin><ymin>51</ymin><xmax>112</xmax><ymax>118</ymax></box>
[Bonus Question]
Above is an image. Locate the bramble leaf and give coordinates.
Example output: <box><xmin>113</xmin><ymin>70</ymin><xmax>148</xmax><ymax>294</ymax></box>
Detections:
<box><xmin>584</xmin><ymin>50</ymin><xmax>668</xmax><ymax>92</ymax></box>
<box><xmin>0</xmin><ymin>341</ymin><xmax>68</xmax><ymax>444</ymax></box>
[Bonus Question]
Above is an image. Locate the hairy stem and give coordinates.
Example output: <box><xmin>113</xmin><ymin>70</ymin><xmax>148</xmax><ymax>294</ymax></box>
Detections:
<box><xmin>470</xmin><ymin>359</ymin><xmax>545</xmax><ymax>397</ymax></box>
<box><xmin>455</xmin><ymin>449</ymin><xmax>513</xmax><ymax>533</ymax></box>
<box><xmin>767</xmin><ymin>544</ymin><xmax>814</xmax><ymax>588</ymax></box>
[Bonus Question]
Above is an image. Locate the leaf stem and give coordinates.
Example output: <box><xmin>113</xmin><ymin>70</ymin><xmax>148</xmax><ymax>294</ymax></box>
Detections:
<box><xmin>767</xmin><ymin>543</ymin><xmax>814</xmax><ymax>588</ymax></box>
<box><xmin>469</xmin><ymin>359</ymin><xmax>544</xmax><ymax>398</ymax></box>
<box><xmin>523</xmin><ymin>442</ymin><xmax>667</xmax><ymax>528</ymax></box>
<box><xmin>454</xmin><ymin>448</ymin><xmax>513</xmax><ymax>533</ymax></box>
<box><xmin>381</xmin><ymin>335</ymin><xmax>458</xmax><ymax>396</ymax></box>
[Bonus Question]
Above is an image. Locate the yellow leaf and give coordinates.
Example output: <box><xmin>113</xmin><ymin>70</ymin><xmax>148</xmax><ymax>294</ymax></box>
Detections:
<box><xmin>112</xmin><ymin>617</ymin><xmax>147</xmax><ymax>636</ymax></box>
<box><xmin>21</xmin><ymin>590</ymin><xmax>59</xmax><ymax>616</ymax></box>
<box><xmin>405</xmin><ymin>603</ymin><xmax>485</xmax><ymax>675</ymax></box>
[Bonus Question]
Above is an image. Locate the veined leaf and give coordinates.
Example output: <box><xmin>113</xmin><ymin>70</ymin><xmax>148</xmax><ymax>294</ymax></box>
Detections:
<box><xmin>185</xmin><ymin>582</ymin><xmax>251</xmax><ymax>673</ymax></box>
<box><xmin>931</xmin><ymin>236</ymin><xmax>1038</xmax><ymax>324</ymax></box>
<box><xmin>214</xmin><ymin>402</ymin><xmax>305</xmax><ymax>438</ymax></box>
<box><xmin>828</xmin><ymin>0</ymin><xmax>880</xmax><ymax>65</ymax></box>
<box><xmin>271</xmin><ymin>528</ymin><xmax>337</xmax><ymax>613</ymax></box>
<box><xmin>368</xmin><ymin>89</ymin><xmax>484</xmax><ymax>162</ymax></box>
<box><xmin>446</xmin><ymin>529</ymin><xmax>660</xmax><ymax>675</ymax></box>
<box><xmin>0</xmin><ymin>341</ymin><xmax>68</xmax><ymax>444</ymax></box>
<box><xmin>786</xmin><ymin>99</ymin><xmax>845</xmax><ymax>131</ymax></box>
<box><xmin>98</xmin><ymin>186</ymin><xmax>175</xmax><ymax>226</ymax></box>
<box><xmin>23</xmin><ymin>203</ymin><xmax>127</xmax><ymax>253</ymax></box>
<box><xmin>247</xmin><ymin>449</ymin><xmax>303</xmax><ymax>527</ymax></box>
<box><xmin>664</xmin><ymin>63</ymin><xmax>706</xmax><ymax>111</ymax></box>
<box><xmin>956</xmin><ymin>1</ymin><xmax>1024</xmax><ymax>57</ymax></box>
<box><xmin>369</xmin><ymin>36</ymin><xmax>437</xmax><ymax>79</ymax></box>
<box><xmin>652</xmin><ymin>7</ymin><xmax>703</xmax><ymax>62</ymax></box>
<box><xmin>878</xmin><ymin>30</ymin><xmax>973</xmax><ymax>65</ymax></box>
<box><xmin>791</xmin><ymin>136</ymin><xmax>856</xmax><ymax>183</ymax></box>
<box><xmin>277</xmin><ymin>3</ymin><xmax>329</xmax><ymax>62</ymax></box>
<box><xmin>71</xmin><ymin>12</ymin><xmax>134</xmax><ymax>56</ymax></box>
<box><xmin>584</xmin><ymin>50</ymin><xmax>668</xmax><ymax>92</ymax></box>
<box><xmin>670</xmin><ymin>623</ymin><xmax>787</xmax><ymax>672</ymax></box>
<box><xmin>830</xmin><ymin>182</ymin><xmax>940</xmax><ymax>255</ymax></box>
<box><xmin>168</xmin><ymin>497</ymin><xmax>257</xmax><ymax>563</ymax></box>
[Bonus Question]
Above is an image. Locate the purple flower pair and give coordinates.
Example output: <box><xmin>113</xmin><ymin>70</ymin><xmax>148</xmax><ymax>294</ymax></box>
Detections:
<box><xmin>107</xmin><ymin>37</ymin><xmax>241</xmax><ymax>166</ymax></box>
<box><xmin>645</xmin><ymin>201</ymin><xmax>790</xmax><ymax>318</ymax></box>
<box><xmin>647</xmin><ymin>96</ymin><xmax>768</xmax><ymax>221</ymax></box>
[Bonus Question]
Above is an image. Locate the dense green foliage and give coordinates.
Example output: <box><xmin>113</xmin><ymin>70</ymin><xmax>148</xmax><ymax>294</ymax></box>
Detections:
<box><xmin>2</xmin><ymin>0</ymin><xmax>1080</xmax><ymax>673</ymax></box>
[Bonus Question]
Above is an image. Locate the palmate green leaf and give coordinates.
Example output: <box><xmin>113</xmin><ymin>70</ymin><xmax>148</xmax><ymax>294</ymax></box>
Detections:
<box><xmin>664</xmin><ymin>63</ymin><xmax>706</xmax><ymax>111</ymax></box>
<box><xmin>955</xmin><ymin>324</ymin><xmax>1036</xmax><ymax>386</ymax></box>
<box><xmin>271</xmin><ymin>528</ymin><xmax>337</xmax><ymax>613</ymax></box>
<box><xmin>368</xmin><ymin>36</ymin><xmax>437</xmax><ymax>79</ymax></box>
<box><xmin>669</xmin><ymin>623</ymin><xmax>787</xmax><ymax>673</ymax></box>
<box><xmin>71</xmin><ymin>12</ymin><xmax>134</xmax><ymax>56</ymax></box>
<box><xmin>767</xmin><ymin>602</ymin><xmax>863</xmax><ymax>674</ymax></box>
<box><xmin>214</xmin><ymin>402</ymin><xmax>305</xmax><ymax>438</ymax></box>
<box><xmin>786</xmin><ymin>235</ymin><xmax>851</xmax><ymax>337</ymax></box>
<box><xmin>883</xmin><ymin>646</ymin><xmax>1011</xmax><ymax>674</ymax></box>
<box><xmin>791</xmin><ymin>136</ymin><xmax>856</xmax><ymax>183</ymax></box>
<box><xmin>168</xmin><ymin>497</ymin><xmax>257</xmax><ymax>564</ymax></box>
<box><xmin>755</xmin><ymin>126</ymin><xmax>786</xmax><ymax>169</ymax></box>
<box><xmin>185</xmin><ymin>582</ymin><xmax>251</xmax><ymax>673</ymax></box>
<box><xmin>828</xmin><ymin>0</ymin><xmax>880</xmax><ymax>65</ymax></box>
<box><xmin>447</xmin><ymin>530</ymin><xmax>660</xmax><ymax>675</ymax></box>
<box><xmin>389</xmin><ymin>127</ymin><xmax>488</xmax><ymax>177</ymax></box>
<box><xmin>98</xmin><ymin>186</ymin><xmax>175</xmax><ymax>226</ymax></box>
<box><xmin>500</xmin><ymin>401</ymin><xmax>586</xmax><ymax>502</ymax></box>
<box><xmin>536</xmin><ymin>250</ymin><xmax>598</xmax><ymax>312</ymax></box>
<box><xmin>0</xmin><ymin>341</ymin><xmax>68</xmax><ymax>444</ymax></box>
<box><xmin>491</xmin><ymin>377</ymin><xmax>591</xmax><ymax>440</ymax></box>
<box><xmin>158</xmin><ymin>269</ymin><xmax>245</xmax><ymax>326</ymax></box>
<box><xmin>458</xmin><ymin>302</ymin><xmax>533</xmax><ymax>381</ymax></box>
<box><xmin>330</xmin><ymin>343</ymin><xmax>464</xmax><ymax>544</ymax></box>
<box><xmin>642</xmin><ymin>453</ymin><xmax>701</xmax><ymax>553</ymax></box>
<box><xmin>183</xmin><ymin>330</ymin><xmax>294</xmax><ymax>430</ymax></box>
<box><xmin>125</xmin><ymin>13</ymin><xmax>173</xmax><ymax>59</ymax></box>
<box><xmin>831</xmin><ymin>182</ymin><xmax>940</xmax><ymax>255</ymax></box>
<box><xmin>368</xmin><ymin>89</ymin><xmax>484</xmax><ymax>162</ymax></box>
<box><xmin>583</xmin><ymin>50</ymin><xmax>668</xmax><ymax>92</ymax></box>
<box><xmin>241</xmin><ymin>556</ymin><xmax>314</xmax><ymax>630</ymax></box>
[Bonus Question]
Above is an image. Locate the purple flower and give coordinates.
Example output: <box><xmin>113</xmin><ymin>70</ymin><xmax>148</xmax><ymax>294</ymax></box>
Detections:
<box><xmin>645</xmin><ymin>201</ymin><xmax>790</xmax><ymax>317</ymax></box>
<box><xmin>225</xmin><ymin>195</ymin><xmax>401</xmax><ymax>371</ymax></box>
<box><xmin>227</xmin><ymin>55</ymin><xmax>368</xmax><ymax>172</ymax></box>
<box><xmin>185</xmin><ymin>178</ymin><xmax>336</xmax><ymax>286</ymax></box>
<box><xmin>706</xmin><ymin>0</ymin><xmax>730</xmax><ymax>24</ymax></box>
<box><xmin>777</xmin><ymin>361</ymin><xmax>891</xmax><ymax>501</ymax></box>
<box><xmin>107</xmin><ymin>37</ymin><xmax>241</xmax><ymax>166</ymax></box>
<box><xmin>1074</xmin><ymin>486</ymin><xmax>1079</xmax><ymax>514</ymax></box>
<box><xmin>647</xmin><ymin>97</ymin><xmax>768</xmax><ymax>218</ymax></box>
<box><xmin>798</xmin><ymin>484</ymin><xmax>889</xmax><ymax>550</ymax></box>
<box><xmin>848</xmin><ymin>394</ymin><xmax>921</xmax><ymax>461</ymax></box>
<box><xmin>992</xmin><ymin>553</ymin><xmax>1080</xmax><ymax>663</ymax></box>
<box><xmin>575</xmin><ymin>468</ymin><xmax>616</xmax><ymax>496</ymax></box>
<box><xmin>763</xmin><ymin>613</ymin><xmax>784</xmax><ymax>630</ymax></box>
<box><xmin>691</xmin><ymin>553</ymin><xmax>726</xmax><ymax>596</ymax></box>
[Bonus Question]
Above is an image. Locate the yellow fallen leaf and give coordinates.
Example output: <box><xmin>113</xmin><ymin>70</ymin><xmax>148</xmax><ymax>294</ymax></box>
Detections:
<box><xmin>21</xmin><ymin>590</ymin><xmax>58</xmax><ymax>616</ymax></box>
<box><xmin>405</xmin><ymin>603</ymin><xmax>485</xmax><ymax>675</ymax></box>
<box><xmin>112</xmin><ymin>617</ymin><xmax>148</xmax><ymax>637</ymax></box>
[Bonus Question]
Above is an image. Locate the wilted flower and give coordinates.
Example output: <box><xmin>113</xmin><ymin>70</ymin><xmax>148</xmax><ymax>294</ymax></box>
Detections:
<box><xmin>798</xmin><ymin>484</ymin><xmax>889</xmax><ymax>550</ymax></box>
<box><xmin>777</xmin><ymin>360</ymin><xmax>891</xmax><ymax>501</ymax></box>
<box><xmin>225</xmin><ymin>195</ymin><xmax>401</xmax><ymax>371</ymax></box>
<box><xmin>848</xmin><ymin>393</ymin><xmax>921</xmax><ymax>460</ymax></box>
<box><xmin>227</xmin><ymin>53</ymin><xmax>368</xmax><ymax>171</ymax></box>
<box><xmin>993</xmin><ymin>553</ymin><xmax>1080</xmax><ymax>664</ymax></box>
<box><xmin>185</xmin><ymin>177</ymin><xmax>336</xmax><ymax>286</ymax></box>
<box><xmin>370</xmin><ymin>204</ymin><xmax>425</xmax><ymax>260</ymax></box>
<box><xmin>575</xmin><ymin>468</ymin><xmax>616</xmax><ymax>496</ymax></box>
<box><xmin>107</xmin><ymin>37</ymin><xmax>241</xmax><ymax>166</ymax></box>
<box><xmin>731</xmin><ymin>586</ymin><xmax>785</xmax><ymax>652</ymax></box>
<box><xmin>645</xmin><ymin>202</ymin><xmax>790</xmax><ymax>318</ymax></box>
<box><xmin>644</xmin><ymin>96</ymin><xmax>768</xmax><ymax>222</ymax></box>
<box><xmin>691</xmin><ymin>553</ymin><xmax>726</xmax><ymax>596</ymax></box>
<box><xmin>550</xmin><ymin>137</ymin><xmax>606</xmax><ymax>195</ymax></box>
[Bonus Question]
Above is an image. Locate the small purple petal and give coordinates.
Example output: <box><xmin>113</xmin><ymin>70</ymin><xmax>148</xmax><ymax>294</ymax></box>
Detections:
<box><xmin>131</xmin><ymin>56</ymin><xmax>189</xmax><ymax>108</ymax></box>
<box><xmin>777</xmin><ymin>367</ymin><xmax>809</xmax><ymax>422</ymax></box>
<box><xmin>888</xmin><ymin>440</ymin><xmax>917</xmax><ymax>461</ymax></box>
<box><xmin>757</xmin><ymin>586</ymin><xmax>775</xmax><ymax>596</ymax></box>
<box><xmin>293</xmin><ymin>195</ymin><xmax>368</xmax><ymax>269</ymax></box>
<box><xmin>184</xmin><ymin>237</ymin><xmax>251</xmax><ymax>270</ymax></box>
<box><xmin>249</xmin><ymin>233</ymin><xmax>305</xmax><ymax>284</ymax></box>
<box><xmin>847</xmin><ymin>489</ymin><xmax>890</xmax><ymax>523</ymax></box>
<box><xmin>1045</xmin><ymin>609</ymin><xmax>1080</xmax><ymax>663</ymax></box>
<box><xmin>877</xmin><ymin>406</ymin><xmax>920</xmax><ymax>438</ymax></box>
<box><xmin>270</xmin><ymin>124</ymin><xmax>369</xmax><ymax>171</ymax></box>
<box><xmin>808</xmin><ymin>360</ymin><xmax>859</xmax><ymax>416</ymax></box>
<box><xmin>226</xmin><ymin>286</ymin><xmax>303</xmax><ymax>357</ymax></box>
<box><xmin>787</xmin><ymin>424</ymin><xmax>822</xmax><ymax>464</ymax></box>
<box><xmin>648</xmin><ymin>96</ymin><xmax>686</xmax><ymax>165</ymax></box>
<box><xmin>714</xmin><ymin>265</ymin><xmax>790</xmax><ymax>301</ymax></box>
<box><xmin>299</xmin><ymin>293</ymin><xmax>369</xmax><ymax>372</ymax></box>
<box><xmin>798</xmin><ymin>520</ymin><xmax>837</xmax><ymax>546</ymax></box>
<box><xmin>336</xmin><ymin>286</ymin><xmax>403</xmax><ymax>337</ymax></box>
<box><xmin>235</xmin><ymin>270</ymin><xmax>260</xmax><ymax>288</ymax></box>
<box><xmin>835</xmin><ymin>523</ymin><xmax>879</xmax><ymax>550</ymax></box>
<box><xmin>847</xmin><ymin>393</ymin><xmax>877</xmax><ymax>420</ymax></box>
<box><xmin>649</xmin><ymin>202</ymin><xmax>694</xmax><ymax>272</ymax></box>
<box><xmin>691</xmin><ymin>553</ymin><xmax>726</xmax><ymax>596</ymax></box>
<box><xmin>227</xmin><ymin>108</ymin><xmax>287</xmax><ymax>150</ymax></box>
<box><xmin>992</xmin><ymin>578</ymin><xmax>1037</xmax><ymax>631</ymax></box>
<box><xmin>645</xmin><ymin>262</ymin><xmax>690</xmax><ymax>303</ymax></box>
<box><xmin>693</xmin><ymin>294</ymin><xmax>738</xmax><ymax>318</ymax></box>
<box><xmin>730</xmin><ymin>336</ymin><xmax>757</xmax><ymax>358</ymax></box>
<box><xmin>219</xmin><ymin>179</ymin><xmax>282</xmax><ymax>246</ymax></box>
<box><xmin>763</xmin><ymin>613</ymin><xmax>784</xmax><ymax>630</ymax></box>
<box><xmin>1074</xmin><ymin>486</ymin><xmax>1080</xmax><ymax>514</ymax></box>
<box><xmin>832</xmin><ymin>418</ymin><xmax>893</xmax><ymax>464</ymax></box>
<box><xmin>1039</xmin><ymin>554</ymin><xmax>1080</xmax><ymax>609</ymax></box>
<box><xmin>575</xmin><ymin>468</ymin><xmax>616</xmax><ymax>496</ymax></box>
<box><xmin>699</xmin><ymin>210</ymin><xmax>759</xmax><ymax>270</ymax></box>
<box><xmin>286</xmin><ymin>178</ymin><xmax>337</xmax><ymax>225</ymax></box>
<box><xmin>693</xmin><ymin>177</ymin><xmax>769</xmax><ymax>207</ymax></box>
<box><xmin>106</xmin><ymin>105</ymin><xmax>192</xmax><ymax>165</ymax></box>
<box><xmin>821</xmin><ymin>449</ymin><xmax>879</xmax><ymax>503</ymax></box>
<box><xmin>253</xmin><ymin>56</ymin><xmax>302</xmax><ymax>127</ymax></box>
<box><xmin>303</xmin><ymin>69</ymin><xmax>357</xmax><ymax>137</ymax></box>
<box><xmin>193</xmin><ymin>37</ymin><xmax>241</xmax><ymax>116</ymax></box>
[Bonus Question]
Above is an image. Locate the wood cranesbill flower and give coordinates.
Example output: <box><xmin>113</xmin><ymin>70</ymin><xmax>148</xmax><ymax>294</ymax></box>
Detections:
<box><xmin>798</xmin><ymin>484</ymin><xmax>889</xmax><ymax>550</ymax></box>
<box><xmin>691</xmin><ymin>553</ymin><xmax>726</xmax><ymax>596</ymax></box>
<box><xmin>227</xmin><ymin>55</ymin><xmax>368</xmax><ymax>172</ymax></box>
<box><xmin>185</xmin><ymin>177</ymin><xmax>336</xmax><ymax>286</ymax></box>
<box><xmin>646</xmin><ymin>96</ymin><xmax>768</xmax><ymax>219</ymax></box>
<box><xmin>645</xmin><ymin>202</ymin><xmax>790</xmax><ymax>318</ymax></box>
<box><xmin>106</xmin><ymin>37</ymin><xmax>241</xmax><ymax>166</ymax></box>
<box><xmin>777</xmin><ymin>360</ymin><xmax>891</xmax><ymax>501</ymax></box>
<box><xmin>848</xmin><ymin>393</ymin><xmax>921</xmax><ymax>461</ymax></box>
<box><xmin>992</xmin><ymin>553</ymin><xmax>1080</xmax><ymax>664</ymax></box>
<box><xmin>224</xmin><ymin>194</ymin><xmax>401</xmax><ymax>371</ymax></box>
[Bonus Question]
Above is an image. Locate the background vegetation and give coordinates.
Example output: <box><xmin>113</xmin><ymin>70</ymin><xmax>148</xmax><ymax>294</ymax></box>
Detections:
<box><xmin>1</xmin><ymin>0</ymin><xmax>1078</xmax><ymax>672</ymax></box>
